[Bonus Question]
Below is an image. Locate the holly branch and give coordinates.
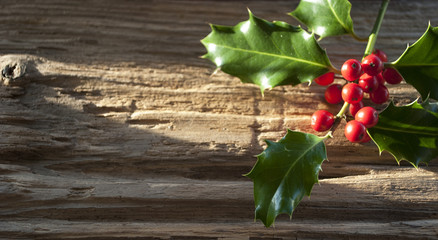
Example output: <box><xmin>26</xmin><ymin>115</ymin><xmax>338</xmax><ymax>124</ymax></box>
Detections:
<box><xmin>201</xmin><ymin>0</ymin><xmax>438</xmax><ymax>227</ymax></box>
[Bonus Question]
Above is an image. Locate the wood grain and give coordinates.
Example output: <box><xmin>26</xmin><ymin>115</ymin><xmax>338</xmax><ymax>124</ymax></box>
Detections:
<box><xmin>0</xmin><ymin>0</ymin><xmax>437</xmax><ymax>239</ymax></box>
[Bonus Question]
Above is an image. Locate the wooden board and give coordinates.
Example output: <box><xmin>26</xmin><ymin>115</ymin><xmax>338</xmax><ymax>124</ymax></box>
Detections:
<box><xmin>0</xmin><ymin>0</ymin><xmax>437</xmax><ymax>239</ymax></box>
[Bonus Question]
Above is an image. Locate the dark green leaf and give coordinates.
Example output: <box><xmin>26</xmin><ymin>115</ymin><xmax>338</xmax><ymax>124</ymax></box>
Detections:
<box><xmin>368</xmin><ymin>100</ymin><xmax>438</xmax><ymax>167</ymax></box>
<box><xmin>391</xmin><ymin>24</ymin><xmax>438</xmax><ymax>100</ymax></box>
<box><xmin>245</xmin><ymin>130</ymin><xmax>327</xmax><ymax>227</ymax></box>
<box><xmin>289</xmin><ymin>0</ymin><xmax>359</xmax><ymax>40</ymax></box>
<box><xmin>201</xmin><ymin>10</ymin><xmax>334</xmax><ymax>93</ymax></box>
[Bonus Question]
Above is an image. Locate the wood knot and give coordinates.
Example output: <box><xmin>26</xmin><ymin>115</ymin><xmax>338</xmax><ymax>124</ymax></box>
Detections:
<box><xmin>67</xmin><ymin>186</ymin><xmax>95</xmax><ymax>199</ymax></box>
<box><xmin>1</xmin><ymin>63</ymin><xmax>26</xmax><ymax>85</ymax></box>
<box><xmin>0</xmin><ymin>54</ymin><xmax>41</xmax><ymax>86</ymax></box>
<box><xmin>2</xmin><ymin>64</ymin><xmax>17</xmax><ymax>78</ymax></box>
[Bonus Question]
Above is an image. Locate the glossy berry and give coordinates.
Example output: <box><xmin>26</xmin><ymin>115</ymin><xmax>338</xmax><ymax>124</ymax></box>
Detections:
<box><xmin>355</xmin><ymin>106</ymin><xmax>379</xmax><ymax>128</ymax></box>
<box><xmin>314</xmin><ymin>72</ymin><xmax>335</xmax><ymax>86</ymax></box>
<box><xmin>373</xmin><ymin>49</ymin><xmax>388</xmax><ymax>62</ymax></box>
<box><xmin>345</xmin><ymin>120</ymin><xmax>366</xmax><ymax>143</ymax></box>
<box><xmin>370</xmin><ymin>84</ymin><xmax>389</xmax><ymax>104</ymax></box>
<box><xmin>358</xmin><ymin>73</ymin><xmax>379</xmax><ymax>93</ymax></box>
<box><xmin>341</xmin><ymin>59</ymin><xmax>362</xmax><ymax>81</ymax></box>
<box><xmin>376</xmin><ymin>73</ymin><xmax>385</xmax><ymax>85</ymax></box>
<box><xmin>361</xmin><ymin>54</ymin><xmax>384</xmax><ymax>76</ymax></box>
<box><xmin>325</xmin><ymin>84</ymin><xmax>343</xmax><ymax>104</ymax></box>
<box><xmin>342</xmin><ymin>83</ymin><xmax>363</xmax><ymax>104</ymax></box>
<box><xmin>382</xmin><ymin>68</ymin><xmax>403</xmax><ymax>85</ymax></box>
<box><xmin>311</xmin><ymin>110</ymin><xmax>334</xmax><ymax>132</ymax></box>
<box><xmin>349</xmin><ymin>101</ymin><xmax>364</xmax><ymax>116</ymax></box>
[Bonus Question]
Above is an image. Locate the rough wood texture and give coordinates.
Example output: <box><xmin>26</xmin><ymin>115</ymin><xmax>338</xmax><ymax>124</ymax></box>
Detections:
<box><xmin>1</xmin><ymin>0</ymin><xmax>438</xmax><ymax>239</ymax></box>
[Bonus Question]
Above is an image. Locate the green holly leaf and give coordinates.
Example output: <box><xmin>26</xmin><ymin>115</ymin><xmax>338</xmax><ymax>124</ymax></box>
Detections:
<box><xmin>201</xmin><ymin>10</ymin><xmax>335</xmax><ymax>93</ymax></box>
<box><xmin>368</xmin><ymin>100</ymin><xmax>438</xmax><ymax>167</ymax></box>
<box><xmin>289</xmin><ymin>0</ymin><xmax>361</xmax><ymax>40</ymax></box>
<box><xmin>245</xmin><ymin>130</ymin><xmax>327</xmax><ymax>227</ymax></box>
<box><xmin>390</xmin><ymin>24</ymin><xmax>438</xmax><ymax>100</ymax></box>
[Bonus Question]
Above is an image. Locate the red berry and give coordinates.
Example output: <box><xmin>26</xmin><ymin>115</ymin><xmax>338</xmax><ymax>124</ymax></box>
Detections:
<box><xmin>349</xmin><ymin>101</ymin><xmax>364</xmax><ymax>116</ymax></box>
<box><xmin>358</xmin><ymin>73</ymin><xmax>379</xmax><ymax>93</ymax></box>
<box><xmin>373</xmin><ymin>49</ymin><xmax>388</xmax><ymax>62</ymax></box>
<box><xmin>370</xmin><ymin>84</ymin><xmax>389</xmax><ymax>104</ymax></box>
<box><xmin>361</xmin><ymin>54</ymin><xmax>383</xmax><ymax>76</ymax></box>
<box><xmin>342</xmin><ymin>83</ymin><xmax>363</xmax><ymax>104</ymax></box>
<box><xmin>361</xmin><ymin>132</ymin><xmax>372</xmax><ymax>143</ymax></box>
<box><xmin>345</xmin><ymin>120</ymin><xmax>366</xmax><ymax>143</ymax></box>
<box><xmin>325</xmin><ymin>84</ymin><xmax>343</xmax><ymax>104</ymax></box>
<box><xmin>376</xmin><ymin>73</ymin><xmax>385</xmax><ymax>85</ymax></box>
<box><xmin>314</xmin><ymin>72</ymin><xmax>335</xmax><ymax>86</ymax></box>
<box><xmin>355</xmin><ymin>106</ymin><xmax>379</xmax><ymax>128</ymax></box>
<box><xmin>382</xmin><ymin>68</ymin><xmax>403</xmax><ymax>85</ymax></box>
<box><xmin>311</xmin><ymin>110</ymin><xmax>334</xmax><ymax>132</ymax></box>
<box><xmin>341</xmin><ymin>59</ymin><xmax>362</xmax><ymax>81</ymax></box>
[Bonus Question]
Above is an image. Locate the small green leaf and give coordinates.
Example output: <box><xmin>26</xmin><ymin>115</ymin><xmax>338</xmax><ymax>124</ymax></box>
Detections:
<box><xmin>245</xmin><ymin>130</ymin><xmax>327</xmax><ymax>227</ymax></box>
<box><xmin>368</xmin><ymin>100</ymin><xmax>438</xmax><ymax>167</ymax></box>
<box><xmin>289</xmin><ymin>0</ymin><xmax>359</xmax><ymax>40</ymax></box>
<box><xmin>201</xmin><ymin>10</ymin><xmax>334</xmax><ymax>93</ymax></box>
<box><xmin>391</xmin><ymin>24</ymin><xmax>438</xmax><ymax>100</ymax></box>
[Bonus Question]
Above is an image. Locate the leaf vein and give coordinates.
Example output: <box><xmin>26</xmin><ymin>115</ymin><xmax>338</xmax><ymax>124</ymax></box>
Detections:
<box><xmin>325</xmin><ymin>0</ymin><xmax>349</xmax><ymax>33</ymax></box>
<box><xmin>273</xmin><ymin>139</ymin><xmax>323</xmax><ymax>197</ymax></box>
<box><xmin>215</xmin><ymin>43</ymin><xmax>328</xmax><ymax>68</ymax></box>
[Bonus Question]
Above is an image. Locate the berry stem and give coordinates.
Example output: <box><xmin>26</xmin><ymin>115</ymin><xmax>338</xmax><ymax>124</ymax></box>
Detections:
<box><xmin>329</xmin><ymin>66</ymin><xmax>342</xmax><ymax>75</ymax></box>
<box><xmin>364</xmin><ymin>0</ymin><xmax>390</xmax><ymax>57</ymax></box>
<box><xmin>325</xmin><ymin>101</ymin><xmax>349</xmax><ymax>138</ymax></box>
<box><xmin>336</xmin><ymin>101</ymin><xmax>350</xmax><ymax>119</ymax></box>
<box><xmin>351</xmin><ymin>32</ymin><xmax>369</xmax><ymax>42</ymax></box>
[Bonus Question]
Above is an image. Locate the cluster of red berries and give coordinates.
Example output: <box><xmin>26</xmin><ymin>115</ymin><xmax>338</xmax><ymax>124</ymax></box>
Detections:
<box><xmin>311</xmin><ymin>49</ymin><xmax>404</xmax><ymax>143</ymax></box>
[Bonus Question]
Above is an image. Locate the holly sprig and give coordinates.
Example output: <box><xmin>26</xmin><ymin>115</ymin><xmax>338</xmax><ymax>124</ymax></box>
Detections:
<box><xmin>201</xmin><ymin>0</ymin><xmax>438</xmax><ymax>227</ymax></box>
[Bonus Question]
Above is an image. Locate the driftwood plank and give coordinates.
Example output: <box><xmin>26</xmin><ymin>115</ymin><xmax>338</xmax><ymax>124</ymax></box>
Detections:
<box><xmin>0</xmin><ymin>0</ymin><xmax>438</xmax><ymax>239</ymax></box>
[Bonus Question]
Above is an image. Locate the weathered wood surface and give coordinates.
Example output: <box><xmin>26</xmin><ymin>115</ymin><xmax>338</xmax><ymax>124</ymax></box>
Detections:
<box><xmin>0</xmin><ymin>0</ymin><xmax>438</xmax><ymax>239</ymax></box>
